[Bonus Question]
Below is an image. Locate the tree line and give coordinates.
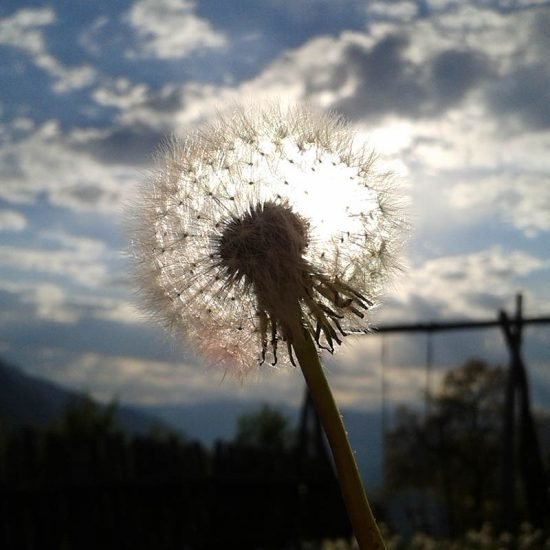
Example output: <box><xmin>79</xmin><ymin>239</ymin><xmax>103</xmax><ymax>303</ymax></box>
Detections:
<box><xmin>385</xmin><ymin>359</ymin><xmax>550</xmax><ymax>537</ymax></box>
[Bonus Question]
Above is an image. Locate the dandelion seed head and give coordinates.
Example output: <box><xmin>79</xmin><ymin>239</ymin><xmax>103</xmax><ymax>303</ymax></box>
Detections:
<box><xmin>130</xmin><ymin>104</ymin><xmax>404</xmax><ymax>376</ymax></box>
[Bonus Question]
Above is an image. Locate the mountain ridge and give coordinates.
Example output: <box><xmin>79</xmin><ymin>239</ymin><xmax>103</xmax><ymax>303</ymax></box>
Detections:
<box><xmin>0</xmin><ymin>357</ymin><xmax>384</xmax><ymax>487</ymax></box>
<box><xmin>0</xmin><ymin>357</ymin><xmax>164</xmax><ymax>436</ymax></box>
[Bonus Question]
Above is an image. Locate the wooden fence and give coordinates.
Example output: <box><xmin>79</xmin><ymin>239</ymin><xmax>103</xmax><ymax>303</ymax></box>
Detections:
<box><xmin>0</xmin><ymin>428</ymin><xmax>351</xmax><ymax>549</ymax></box>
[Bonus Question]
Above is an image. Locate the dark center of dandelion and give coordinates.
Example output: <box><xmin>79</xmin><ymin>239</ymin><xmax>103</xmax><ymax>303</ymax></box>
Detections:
<box><xmin>215</xmin><ymin>201</ymin><xmax>373</xmax><ymax>366</ymax></box>
<box><xmin>218</xmin><ymin>201</ymin><xmax>308</xmax><ymax>298</ymax></box>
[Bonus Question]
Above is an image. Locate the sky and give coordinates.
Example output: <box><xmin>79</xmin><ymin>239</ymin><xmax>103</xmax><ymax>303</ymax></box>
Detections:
<box><xmin>0</xmin><ymin>0</ymin><xmax>549</xmax><ymax>417</ymax></box>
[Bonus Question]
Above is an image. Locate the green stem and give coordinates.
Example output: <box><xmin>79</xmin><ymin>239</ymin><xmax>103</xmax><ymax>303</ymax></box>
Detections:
<box><xmin>289</xmin><ymin>310</ymin><xmax>386</xmax><ymax>550</ymax></box>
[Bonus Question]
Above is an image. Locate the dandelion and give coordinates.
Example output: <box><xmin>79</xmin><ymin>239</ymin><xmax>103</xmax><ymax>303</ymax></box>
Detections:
<box><xmin>130</xmin><ymin>103</ymin><xmax>403</xmax><ymax>549</ymax></box>
<box><xmin>132</xmin><ymin>104</ymin><xmax>400</xmax><ymax>374</ymax></box>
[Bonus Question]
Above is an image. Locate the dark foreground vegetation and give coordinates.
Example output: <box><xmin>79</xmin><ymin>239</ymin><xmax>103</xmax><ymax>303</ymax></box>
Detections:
<box><xmin>0</xmin><ymin>358</ymin><xmax>549</xmax><ymax>549</ymax></box>
<box><xmin>0</xmin><ymin>398</ymin><xmax>351</xmax><ymax>549</ymax></box>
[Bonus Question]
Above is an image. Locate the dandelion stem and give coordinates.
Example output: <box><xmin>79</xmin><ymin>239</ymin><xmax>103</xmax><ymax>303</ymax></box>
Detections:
<box><xmin>290</xmin><ymin>307</ymin><xmax>386</xmax><ymax>550</ymax></box>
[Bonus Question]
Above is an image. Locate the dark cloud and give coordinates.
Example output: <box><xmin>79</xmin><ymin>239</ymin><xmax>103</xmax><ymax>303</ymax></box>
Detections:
<box><xmin>384</xmin><ymin>293</ymin><xmax>444</xmax><ymax>322</ymax></box>
<box><xmin>0</xmin><ymin>288</ymin><xmax>180</xmax><ymax>365</ymax></box>
<box><xmin>463</xmin><ymin>291</ymin><xmax>506</xmax><ymax>312</ymax></box>
<box><xmin>531</xmin><ymin>9</ymin><xmax>550</xmax><ymax>56</ymax></box>
<box><xmin>76</xmin><ymin>124</ymin><xmax>165</xmax><ymax>165</ymax></box>
<box><xmin>430</xmin><ymin>50</ymin><xmax>489</xmax><ymax>106</ymax></box>
<box><xmin>336</xmin><ymin>35</ymin><xmax>425</xmax><ymax>119</ymax></box>
<box><xmin>333</xmin><ymin>34</ymin><xmax>489</xmax><ymax>121</ymax></box>
<box><xmin>142</xmin><ymin>86</ymin><xmax>183</xmax><ymax>113</ymax></box>
<box><xmin>63</xmin><ymin>184</ymin><xmax>105</xmax><ymax>205</ymax></box>
<box><xmin>433</xmin><ymin>331</ymin><xmax>508</xmax><ymax>369</ymax></box>
<box><xmin>486</xmin><ymin>63</ymin><xmax>550</xmax><ymax>130</ymax></box>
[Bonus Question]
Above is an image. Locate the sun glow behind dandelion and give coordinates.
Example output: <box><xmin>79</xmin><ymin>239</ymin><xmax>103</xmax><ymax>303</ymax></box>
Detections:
<box><xmin>132</xmin><ymin>105</ymin><xmax>401</xmax><ymax>376</ymax></box>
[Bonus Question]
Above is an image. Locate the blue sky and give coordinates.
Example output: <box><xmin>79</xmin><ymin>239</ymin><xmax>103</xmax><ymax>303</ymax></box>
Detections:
<box><xmin>0</xmin><ymin>0</ymin><xmax>549</xmax><ymax>415</ymax></box>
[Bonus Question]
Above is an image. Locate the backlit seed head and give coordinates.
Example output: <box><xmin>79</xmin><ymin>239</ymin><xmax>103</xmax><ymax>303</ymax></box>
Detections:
<box><xmin>129</xmin><ymin>104</ymin><xmax>404</xmax><ymax>376</ymax></box>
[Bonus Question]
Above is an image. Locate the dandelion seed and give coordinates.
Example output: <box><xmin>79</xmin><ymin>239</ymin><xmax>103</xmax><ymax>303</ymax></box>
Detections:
<box><xmin>130</xmin><ymin>104</ymin><xmax>402</xmax><ymax>377</ymax></box>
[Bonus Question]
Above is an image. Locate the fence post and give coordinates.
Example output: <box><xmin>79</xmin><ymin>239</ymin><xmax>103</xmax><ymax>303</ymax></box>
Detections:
<box><xmin>499</xmin><ymin>294</ymin><xmax>548</xmax><ymax>529</ymax></box>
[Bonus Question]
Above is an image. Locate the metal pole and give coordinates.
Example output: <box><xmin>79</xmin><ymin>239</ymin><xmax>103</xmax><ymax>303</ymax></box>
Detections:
<box><xmin>500</xmin><ymin>294</ymin><xmax>549</xmax><ymax>529</ymax></box>
<box><xmin>425</xmin><ymin>332</ymin><xmax>433</xmax><ymax>418</ymax></box>
<box><xmin>380</xmin><ymin>335</ymin><xmax>388</xmax><ymax>484</ymax></box>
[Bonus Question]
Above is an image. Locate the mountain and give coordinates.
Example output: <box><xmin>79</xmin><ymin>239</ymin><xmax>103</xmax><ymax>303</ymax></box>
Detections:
<box><xmin>0</xmin><ymin>358</ymin><xmax>165</xmax><ymax>436</ymax></box>
<box><xmin>0</xmin><ymin>357</ymin><xmax>385</xmax><ymax>488</ymax></box>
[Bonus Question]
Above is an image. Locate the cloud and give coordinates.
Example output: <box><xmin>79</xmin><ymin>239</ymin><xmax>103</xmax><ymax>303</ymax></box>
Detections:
<box><xmin>0</xmin><ymin>7</ymin><xmax>55</xmax><ymax>49</ymax></box>
<box><xmin>331</xmin><ymin>21</ymin><xmax>492</xmax><ymax>121</ymax></box>
<box><xmin>0</xmin><ymin>7</ymin><xmax>96</xmax><ymax>93</ymax></box>
<box><xmin>96</xmin><ymin>81</ymin><xmax>188</xmax><ymax>126</ymax></box>
<box><xmin>0</xmin><ymin>276</ymin><xmax>142</xmax><ymax>326</ymax></box>
<box><xmin>0</xmin><ymin>209</ymin><xmax>27</xmax><ymax>232</ymax></box>
<box><xmin>82</xmin><ymin>79</ymin><xmax>191</xmax><ymax>164</ymax></box>
<box><xmin>465</xmin><ymin>7</ymin><xmax>550</xmax><ymax>131</ymax></box>
<box><xmin>366</xmin><ymin>0</ymin><xmax>419</xmax><ymax>22</ymax></box>
<box><xmin>0</xmin><ymin>229</ymin><xmax>116</xmax><ymax>292</ymax></box>
<box><xmin>12</xmin><ymin>282</ymin><xmax>80</xmax><ymax>324</ymax></box>
<box><xmin>488</xmin><ymin>63</ymin><xmax>550</xmax><ymax>130</ymax></box>
<box><xmin>0</xmin><ymin>282</ymin><xmax>86</xmax><ymax>332</ymax></box>
<box><xmin>0</xmin><ymin>243</ymin><xmax>107</xmax><ymax>289</ymax></box>
<box><xmin>0</xmin><ymin>120</ymin><xmax>138</xmax><ymax>212</ymax></box>
<box><xmin>92</xmin><ymin>77</ymin><xmax>150</xmax><ymax>110</ymax></box>
<box><xmin>71</xmin><ymin>124</ymin><xmax>166</xmax><ymax>166</ymax></box>
<box><xmin>387</xmin><ymin>246</ymin><xmax>549</xmax><ymax>321</ymax></box>
<box><xmin>449</xmin><ymin>173</ymin><xmax>550</xmax><ymax>236</ymax></box>
<box><xmin>78</xmin><ymin>15</ymin><xmax>109</xmax><ymax>56</ymax></box>
<box><xmin>18</xmin><ymin>349</ymin><xmax>305</xmax><ymax>407</ymax></box>
<box><xmin>133</xmin><ymin>5</ymin><xmax>506</xmax><ymax>127</ymax></box>
<box><xmin>125</xmin><ymin>0</ymin><xmax>226</xmax><ymax>59</ymax></box>
<box><xmin>77</xmin><ymin>4</ymin><xmax>547</xmax><ymax>173</ymax></box>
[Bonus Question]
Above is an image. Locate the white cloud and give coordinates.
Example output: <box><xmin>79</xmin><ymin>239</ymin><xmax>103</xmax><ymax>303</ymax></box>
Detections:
<box><xmin>134</xmin><ymin>4</ymin><xmax>521</xmax><ymax>127</ymax></box>
<box><xmin>90</xmin><ymin>3</ymin><xmax>549</xmax><ymax>175</ymax></box>
<box><xmin>31</xmin><ymin>350</ymin><xmax>305</xmax><ymax>407</ymax></box>
<box><xmin>78</xmin><ymin>15</ymin><xmax>108</xmax><ymax>56</ymax></box>
<box><xmin>0</xmin><ymin>245</ymin><xmax>106</xmax><ymax>287</ymax></box>
<box><xmin>125</xmin><ymin>0</ymin><xmax>226</xmax><ymax>59</ymax></box>
<box><xmin>0</xmin><ymin>209</ymin><xmax>27</xmax><ymax>232</ymax></box>
<box><xmin>0</xmin><ymin>7</ymin><xmax>96</xmax><ymax>93</ymax></box>
<box><xmin>0</xmin><ymin>230</ymin><xmax>108</xmax><ymax>288</ymax></box>
<box><xmin>92</xmin><ymin>77</ymin><xmax>150</xmax><ymax>110</ymax></box>
<box><xmin>35</xmin><ymin>55</ymin><xmax>96</xmax><ymax>94</ymax></box>
<box><xmin>449</xmin><ymin>173</ymin><xmax>550</xmax><ymax>236</ymax></box>
<box><xmin>123</xmin><ymin>33</ymin><xmax>359</xmax><ymax>132</ymax></box>
<box><xmin>387</xmin><ymin>247</ymin><xmax>549</xmax><ymax>321</ymax></box>
<box><xmin>0</xmin><ymin>275</ymin><xmax>143</xmax><ymax>326</ymax></box>
<box><xmin>21</xmin><ymin>336</ymin><xmax>439</xmax><ymax>409</ymax></box>
<box><xmin>32</xmin><ymin>283</ymin><xmax>80</xmax><ymax>323</ymax></box>
<box><xmin>0</xmin><ymin>280</ymin><xmax>78</xmax><ymax>324</ymax></box>
<box><xmin>366</xmin><ymin>0</ymin><xmax>419</xmax><ymax>22</ymax></box>
<box><xmin>0</xmin><ymin>120</ymin><xmax>138</xmax><ymax>212</ymax></box>
<box><xmin>0</xmin><ymin>7</ymin><xmax>55</xmax><ymax>50</ymax></box>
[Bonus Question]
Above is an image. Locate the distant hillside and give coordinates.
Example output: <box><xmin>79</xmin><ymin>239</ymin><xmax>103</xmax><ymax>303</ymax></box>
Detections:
<box><xmin>147</xmin><ymin>399</ymin><xmax>385</xmax><ymax>489</ymax></box>
<box><xmin>0</xmin><ymin>358</ymin><xmax>166</xmax><ymax>436</ymax></box>
<box><xmin>0</xmin><ymin>357</ymin><xmax>385</xmax><ymax>488</ymax></box>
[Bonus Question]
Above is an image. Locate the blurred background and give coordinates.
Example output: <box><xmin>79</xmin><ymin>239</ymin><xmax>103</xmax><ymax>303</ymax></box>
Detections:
<box><xmin>0</xmin><ymin>0</ymin><xmax>549</xmax><ymax>547</ymax></box>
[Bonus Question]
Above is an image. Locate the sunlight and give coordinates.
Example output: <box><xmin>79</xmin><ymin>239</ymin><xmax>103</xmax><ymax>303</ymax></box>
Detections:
<box><xmin>362</xmin><ymin>121</ymin><xmax>413</xmax><ymax>156</ymax></box>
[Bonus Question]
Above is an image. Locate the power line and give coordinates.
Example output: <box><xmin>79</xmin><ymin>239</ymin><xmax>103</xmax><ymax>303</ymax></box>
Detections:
<box><xmin>354</xmin><ymin>315</ymin><xmax>550</xmax><ymax>334</ymax></box>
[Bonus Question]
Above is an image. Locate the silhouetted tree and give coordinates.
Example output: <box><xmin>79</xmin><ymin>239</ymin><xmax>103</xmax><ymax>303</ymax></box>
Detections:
<box><xmin>385</xmin><ymin>359</ymin><xmax>506</xmax><ymax>535</ymax></box>
<box><xmin>235</xmin><ymin>404</ymin><xmax>293</xmax><ymax>452</ymax></box>
<box><xmin>54</xmin><ymin>395</ymin><xmax>119</xmax><ymax>437</ymax></box>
